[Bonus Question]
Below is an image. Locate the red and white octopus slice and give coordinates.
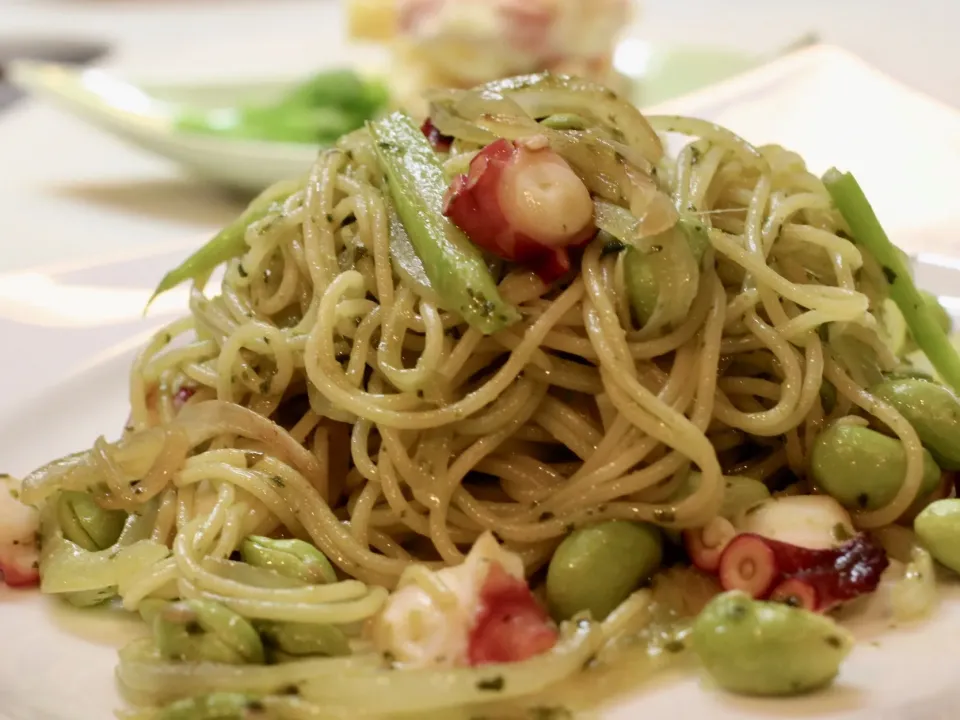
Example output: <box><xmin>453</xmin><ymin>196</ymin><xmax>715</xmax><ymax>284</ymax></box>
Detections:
<box><xmin>0</xmin><ymin>476</ymin><xmax>40</xmax><ymax>588</ymax></box>
<box><xmin>371</xmin><ymin>532</ymin><xmax>558</xmax><ymax>668</ymax></box>
<box><xmin>443</xmin><ymin>138</ymin><xmax>596</xmax><ymax>283</ymax></box>
<box><xmin>686</xmin><ymin>495</ymin><xmax>888</xmax><ymax>612</ymax></box>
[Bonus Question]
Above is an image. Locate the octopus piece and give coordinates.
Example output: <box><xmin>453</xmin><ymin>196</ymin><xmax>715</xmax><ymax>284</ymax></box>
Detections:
<box><xmin>443</xmin><ymin>138</ymin><xmax>595</xmax><ymax>282</ymax></box>
<box><xmin>0</xmin><ymin>476</ymin><xmax>40</xmax><ymax>588</ymax></box>
<box><xmin>371</xmin><ymin>532</ymin><xmax>557</xmax><ymax>667</ymax></box>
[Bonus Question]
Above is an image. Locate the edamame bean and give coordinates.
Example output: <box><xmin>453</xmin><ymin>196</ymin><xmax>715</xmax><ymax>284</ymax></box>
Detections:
<box><xmin>810</xmin><ymin>423</ymin><xmax>942</xmax><ymax>511</ymax></box>
<box><xmin>546</xmin><ymin>520</ymin><xmax>662</xmax><ymax>621</ymax></box>
<box><xmin>884</xmin><ymin>368</ymin><xmax>935</xmax><ymax>383</ymax></box>
<box><xmin>914</xmin><ymin>499</ymin><xmax>960</xmax><ymax>573</ymax></box>
<box><xmin>870</xmin><ymin>378</ymin><xmax>960</xmax><ymax>470</ymax></box>
<box><xmin>56</xmin><ymin>491</ymin><xmax>126</xmax><ymax>552</ymax></box>
<box><xmin>257</xmin><ymin>620</ymin><xmax>350</xmax><ymax>659</ymax></box>
<box><xmin>671</xmin><ymin>472</ymin><xmax>770</xmax><ymax>520</ymax></box>
<box><xmin>240</xmin><ymin>536</ymin><xmax>337</xmax><ymax>585</ymax></box>
<box><xmin>156</xmin><ymin>693</ymin><xmax>257</xmax><ymax>720</ymax></box>
<box><xmin>720</xmin><ymin>476</ymin><xmax>771</xmax><ymax>519</ymax></box>
<box><xmin>693</xmin><ymin>591</ymin><xmax>853</xmax><ymax>696</ymax></box>
<box><xmin>154</xmin><ymin>599</ymin><xmax>265</xmax><ymax>665</ymax></box>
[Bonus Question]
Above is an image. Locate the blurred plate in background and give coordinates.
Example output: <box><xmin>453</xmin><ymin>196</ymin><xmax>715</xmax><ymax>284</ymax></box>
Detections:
<box><xmin>8</xmin><ymin>40</ymin><xmax>762</xmax><ymax>193</ymax></box>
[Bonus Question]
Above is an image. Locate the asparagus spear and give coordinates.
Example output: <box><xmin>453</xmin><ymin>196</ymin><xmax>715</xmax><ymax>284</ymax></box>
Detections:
<box><xmin>148</xmin><ymin>177</ymin><xmax>302</xmax><ymax>306</ymax></box>
<box><xmin>369</xmin><ymin>112</ymin><xmax>520</xmax><ymax>334</ymax></box>
<box><xmin>823</xmin><ymin>168</ymin><xmax>960</xmax><ymax>392</ymax></box>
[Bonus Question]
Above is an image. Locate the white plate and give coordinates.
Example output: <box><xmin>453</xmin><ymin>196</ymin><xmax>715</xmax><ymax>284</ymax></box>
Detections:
<box><xmin>3</xmin><ymin>44</ymin><xmax>960</xmax><ymax>720</ymax></box>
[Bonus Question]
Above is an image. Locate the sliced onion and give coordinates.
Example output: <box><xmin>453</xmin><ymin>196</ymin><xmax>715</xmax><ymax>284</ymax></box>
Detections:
<box><xmin>117</xmin><ymin>638</ymin><xmax>380</xmax><ymax>704</ymax></box>
<box><xmin>594</xmin><ymin>201</ymin><xmax>678</xmax><ymax>253</ymax></box>
<box><xmin>21</xmin><ymin>430</ymin><xmax>166</xmax><ymax>506</ymax></box>
<box><xmin>23</xmin><ymin>400</ymin><xmax>325</xmax><ymax>506</ymax></box>
<box><xmin>40</xmin><ymin>536</ymin><xmax>169</xmax><ymax>594</ymax></box>
<box><xmin>297</xmin><ymin>619</ymin><xmax>602</xmax><ymax>714</ymax></box>
<box><xmin>447</xmin><ymin>73</ymin><xmax>664</xmax><ymax>166</ymax></box>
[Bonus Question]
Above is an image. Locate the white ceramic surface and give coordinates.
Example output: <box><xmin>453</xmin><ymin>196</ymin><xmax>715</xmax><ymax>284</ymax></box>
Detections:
<box><xmin>3</xmin><ymin>43</ymin><xmax>960</xmax><ymax>720</ymax></box>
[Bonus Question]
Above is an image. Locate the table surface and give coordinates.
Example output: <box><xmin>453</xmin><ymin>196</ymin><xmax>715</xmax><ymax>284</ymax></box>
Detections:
<box><xmin>1</xmin><ymin>0</ymin><xmax>958</xmax><ymax>274</ymax></box>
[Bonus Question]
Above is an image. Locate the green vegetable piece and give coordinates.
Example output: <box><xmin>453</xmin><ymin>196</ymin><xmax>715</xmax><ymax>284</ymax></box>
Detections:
<box><xmin>670</xmin><ymin>472</ymin><xmax>769</xmax><ymax>520</ymax></box>
<box><xmin>176</xmin><ymin>70</ymin><xmax>388</xmax><ymax>145</ymax></box>
<box><xmin>369</xmin><ymin>112</ymin><xmax>520</xmax><ymax>334</ymax></box>
<box><xmin>148</xmin><ymin>177</ymin><xmax>303</xmax><ymax>305</ymax></box>
<box><xmin>915</xmin><ymin>499</ymin><xmax>960</xmax><ymax>573</ymax></box>
<box><xmin>546</xmin><ymin>520</ymin><xmax>663</xmax><ymax>621</ymax></box>
<box><xmin>56</xmin><ymin>491</ymin><xmax>126</xmax><ymax>552</ymax></box>
<box><xmin>280</xmin><ymin>70</ymin><xmax>388</xmax><ymax>117</ymax></box>
<box><xmin>810</xmin><ymin>423</ymin><xmax>942</xmax><ymax>511</ymax></box>
<box><xmin>239</xmin><ymin>536</ymin><xmax>337</xmax><ymax>585</ymax></box>
<box><xmin>823</xmin><ymin>169</ymin><xmax>960</xmax><ymax>392</ymax></box>
<box><xmin>693</xmin><ymin>591</ymin><xmax>853</xmax><ymax>696</ymax></box>
<box><xmin>178</xmin><ymin>105</ymin><xmax>360</xmax><ymax>144</ymax></box>
<box><xmin>154</xmin><ymin>599</ymin><xmax>265</xmax><ymax>665</ymax></box>
<box><xmin>920</xmin><ymin>290</ymin><xmax>952</xmax><ymax>335</ymax></box>
<box><xmin>623</xmin><ymin>215</ymin><xmax>709</xmax><ymax>324</ymax></box>
<box><xmin>257</xmin><ymin>620</ymin><xmax>351</xmax><ymax>658</ymax></box>
<box><xmin>870</xmin><ymin>378</ymin><xmax>960</xmax><ymax>470</ymax></box>
<box><xmin>538</xmin><ymin>113</ymin><xmax>589</xmax><ymax>131</ymax></box>
<box><xmin>156</xmin><ymin>693</ymin><xmax>258</xmax><ymax>720</ymax></box>
<box><xmin>884</xmin><ymin>368</ymin><xmax>935</xmax><ymax>382</ymax></box>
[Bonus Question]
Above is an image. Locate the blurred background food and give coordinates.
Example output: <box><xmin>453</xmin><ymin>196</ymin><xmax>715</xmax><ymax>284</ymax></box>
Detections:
<box><xmin>348</xmin><ymin>0</ymin><xmax>636</xmax><ymax>112</ymax></box>
<box><xmin>0</xmin><ymin>0</ymin><xmax>956</xmax><ymax>276</ymax></box>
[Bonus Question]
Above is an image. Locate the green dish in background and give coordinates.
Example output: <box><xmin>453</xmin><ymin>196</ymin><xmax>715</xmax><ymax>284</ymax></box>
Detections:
<box><xmin>8</xmin><ymin>42</ymin><xmax>769</xmax><ymax>193</ymax></box>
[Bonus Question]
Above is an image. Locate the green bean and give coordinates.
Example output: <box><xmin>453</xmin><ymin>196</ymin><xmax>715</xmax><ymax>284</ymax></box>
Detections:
<box><xmin>693</xmin><ymin>591</ymin><xmax>853</xmax><ymax>696</ymax></box>
<box><xmin>56</xmin><ymin>491</ymin><xmax>126</xmax><ymax>552</ymax></box>
<box><xmin>823</xmin><ymin>169</ymin><xmax>960</xmax><ymax>391</ymax></box>
<box><xmin>915</xmin><ymin>499</ymin><xmax>960</xmax><ymax>573</ymax></box>
<box><xmin>155</xmin><ymin>693</ymin><xmax>258</xmax><ymax>720</ymax></box>
<box><xmin>257</xmin><ymin>620</ymin><xmax>350</xmax><ymax>659</ymax></box>
<box><xmin>810</xmin><ymin>423</ymin><xmax>942</xmax><ymax>511</ymax></box>
<box><xmin>720</xmin><ymin>475</ymin><xmax>772</xmax><ymax>519</ymax></box>
<box><xmin>148</xmin><ymin>177</ymin><xmax>303</xmax><ymax>305</ymax></box>
<box><xmin>239</xmin><ymin>536</ymin><xmax>337</xmax><ymax>585</ymax></box>
<box><xmin>369</xmin><ymin>112</ymin><xmax>520</xmax><ymax>334</ymax></box>
<box><xmin>870</xmin><ymin>378</ymin><xmax>960</xmax><ymax>470</ymax></box>
<box><xmin>546</xmin><ymin>520</ymin><xmax>662</xmax><ymax>621</ymax></box>
<box><xmin>154</xmin><ymin>599</ymin><xmax>265</xmax><ymax>665</ymax></box>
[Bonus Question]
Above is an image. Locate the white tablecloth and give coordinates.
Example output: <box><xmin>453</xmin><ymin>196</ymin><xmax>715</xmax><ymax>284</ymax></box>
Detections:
<box><xmin>0</xmin><ymin>0</ymin><xmax>957</xmax><ymax>273</ymax></box>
